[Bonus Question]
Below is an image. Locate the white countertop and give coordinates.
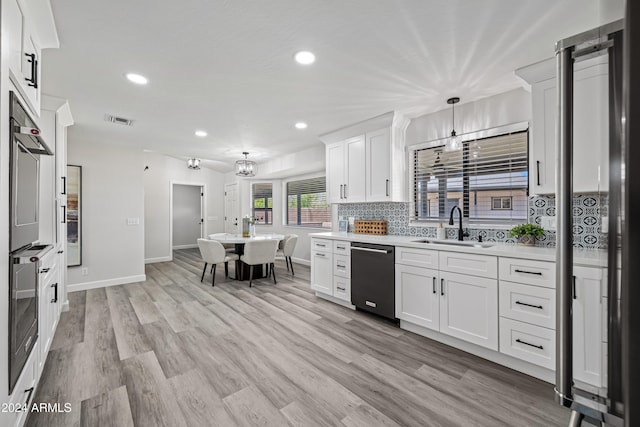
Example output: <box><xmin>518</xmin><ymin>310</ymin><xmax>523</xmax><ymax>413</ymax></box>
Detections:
<box><xmin>309</xmin><ymin>232</ymin><xmax>609</xmax><ymax>268</ymax></box>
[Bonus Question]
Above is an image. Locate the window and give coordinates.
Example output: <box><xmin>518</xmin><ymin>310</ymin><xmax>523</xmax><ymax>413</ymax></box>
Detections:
<box><xmin>251</xmin><ymin>183</ymin><xmax>272</xmax><ymax>225</ymax></box>
<box><xmin>286</xmin><ymin>177</ymin><xmax>331</xmax><ymax>228</ymax></box>
<box><xmin>412</xmin><ymin>130</ymin><xmax>528</xmax><ymax>223</ymax></box>
<box><xmin>492</xmin><ymin>196</ymin><xmax>512</xmax><ymax>210</ymax></box>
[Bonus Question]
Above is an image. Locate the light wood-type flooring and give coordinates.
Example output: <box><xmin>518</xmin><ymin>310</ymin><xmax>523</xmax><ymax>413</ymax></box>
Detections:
<box><xmin>26</xmin><ymin>249</ymin><xmax>569</xmax><ymax>427</ymax></box>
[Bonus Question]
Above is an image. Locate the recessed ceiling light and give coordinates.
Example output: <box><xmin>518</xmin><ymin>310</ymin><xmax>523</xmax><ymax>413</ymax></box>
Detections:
<box><xmin>294</xmin><ymin>51</ymin><xmax>315</xmax><ymax>65</ymax></box>
<box><xmin>125</xmin><ymin>73</ymin><xmax>148</xmax><ymax>85</ymax></box>
<box><xmin>294</xmin><ymin>122</ymin><xmax>308</xmax><ymax>129</ymax></box>
<box><xmin>195</xmin><ymin>130</ymin><xmax>207</xmax><ymax>137</ymax></box>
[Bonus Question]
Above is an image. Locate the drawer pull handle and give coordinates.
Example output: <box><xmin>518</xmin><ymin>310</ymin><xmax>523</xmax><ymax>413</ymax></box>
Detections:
<box><xmin>432</xmin><ymin>277</ymin><xmax>436</xmax><ymax>294</ymax></box>
<box><xmin>337</xmin><ymin>245</ymin><xmax>345</xmax><ymax>250</ymax></box>
<box><xmin>41</xmin><ymin>268</ymin><xmax>50</xmax><ymax>274</ymax></box>
<box><xmin>25</xmin><ymin>386</ymin><xmax>35</xmax><ymax>406</ymax></box>
<box><xmin>337</xmin><ymin>263</ymin><xmax>346</xmax><ymax>268</ymax></box>
<box><xmin>316</xmin><ymin>243</ymin><xmax>326</xmax><ymax>247</ymax></box>
<box><xmin>515</xmin><ymin>301</ymin><xmax>543</xmax><ymax>310</ymax></box>
<box><xmin>337</xmin><ymin>286</ymin><xmax>346</xmax><ymax>291</ymax></box>
<box><xmin>316</xmin><ymin>253</ymin><xmax>325</xmax><ymax>257</ymax></box>
<box><xmin>514</xmin><ymin>269</ymin><xmax>542</xmax><ymax>276</ymax></box>
<box><xmin>516</xmin><ymin>339</ymin><xmax>544</xmax><ymax>350</ymax></box>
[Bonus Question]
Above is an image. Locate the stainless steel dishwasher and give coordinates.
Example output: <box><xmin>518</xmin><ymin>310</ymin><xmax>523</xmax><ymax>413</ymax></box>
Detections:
<box><xmin>350</xmin><ymin>242</ymin><xmax>395</xmax><ymax>320</ymax></box>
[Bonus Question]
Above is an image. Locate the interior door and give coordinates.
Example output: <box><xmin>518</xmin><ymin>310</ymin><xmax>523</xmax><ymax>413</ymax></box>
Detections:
<box><xmin>224</xmin><ymin>183</ymin><xmax>238</xmax><ymax>234</ymax></box>
<box><xmin>172</xmin><ymin>184</ymin><xmax>203</xmax><ymax>248</ymax></box>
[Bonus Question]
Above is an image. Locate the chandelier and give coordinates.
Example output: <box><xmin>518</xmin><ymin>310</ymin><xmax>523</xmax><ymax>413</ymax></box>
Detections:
<box><xmin>235</xmin><ymin>152</ymin><xmax>256</xmax><ymax>177</ymax></box>
<box><xmin>187</xmin><ymin>158</ymin><xmax>201</xmax><ymax>170</ymax></box>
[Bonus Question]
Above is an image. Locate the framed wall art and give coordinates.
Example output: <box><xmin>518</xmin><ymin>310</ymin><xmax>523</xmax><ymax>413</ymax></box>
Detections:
<box><xmin>67</xmin><ymin>165</ymin><xmax>82</xmax><ymax>266</ymax></box>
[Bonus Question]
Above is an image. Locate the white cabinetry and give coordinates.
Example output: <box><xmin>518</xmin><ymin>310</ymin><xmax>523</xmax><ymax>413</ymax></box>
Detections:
<box><xmin>310</xmin><ymin>238</ymin><xmax>353</xmax><ymax>303</ymax></box>
<box><xmin>37</xmin><ymin>249</ymin><xmax>60</xmax><ymax>377</ymax></box>
<box><xmin>498</xmin><ymin>257</ymin><xmax>556</xmax><ymax>369</ymax></box>
<box><xmin>321</xmin><ymin>112</ymin><xmax>408</xmax><ymax>204</ymax></box>
<box><xmin>572</xmin><ymin>266</ymin><xmax>604</xmax><ymax>388</ymax></box>
<box><xmin>516</xmin><ymin>56</ymin><xmax>609</xmax><ymax>194</ymax></box>
<box><xmin>396</xmin><ymin>248</ymin><xmax>498</xmax><ymax>351</ymax></box>
<box><xmin>5</xmin><ymin>0</ymin><xmax>43</xmax><ymax>115</ymax></box>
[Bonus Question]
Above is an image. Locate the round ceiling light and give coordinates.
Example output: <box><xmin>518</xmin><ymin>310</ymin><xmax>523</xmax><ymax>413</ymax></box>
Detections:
<box><xmin>125</xmin><ymin>73</ymin><xmax>148</xmax><ymax>85</ymax></box>
<box><xmin>294</xmin><ymin>51</ymin><xmax>315</xmax><ymax>65</ymax></box>
<box><xmin>195</xmin><ymin>130</ymin><xmax>207</xmax><ymax>137</ymax></box>
<box><xmin>294</xmin><ymin>122</ymin><xmax>308</xmax><ymax>129</ymax></box>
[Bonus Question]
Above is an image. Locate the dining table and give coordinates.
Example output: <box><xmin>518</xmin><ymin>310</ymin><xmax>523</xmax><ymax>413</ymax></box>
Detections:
<box><xmin>207</xmin><ymin>233</ymin><xmax>285</xmax><ymax>280</ymax></box>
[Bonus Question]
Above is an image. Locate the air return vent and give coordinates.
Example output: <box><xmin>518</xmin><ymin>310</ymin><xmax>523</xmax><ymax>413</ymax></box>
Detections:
<box><xmin>104</xmin><ymin>114</ymin><xmax>134</xmax><ymax>126</ymax></box>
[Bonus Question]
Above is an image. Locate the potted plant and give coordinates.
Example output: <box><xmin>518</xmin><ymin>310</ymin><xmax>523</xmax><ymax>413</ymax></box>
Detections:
<box><xmin>509</xmin><ymin>223</ymin><xmax>545</xmax><ymax>246</ymax></box>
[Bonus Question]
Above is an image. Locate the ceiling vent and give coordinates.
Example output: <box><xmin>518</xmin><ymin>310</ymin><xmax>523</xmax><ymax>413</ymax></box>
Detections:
<box><xmin>104</xmin><ymin>114</ymin><xmax>134</xmax><ymax>126</ymax></box>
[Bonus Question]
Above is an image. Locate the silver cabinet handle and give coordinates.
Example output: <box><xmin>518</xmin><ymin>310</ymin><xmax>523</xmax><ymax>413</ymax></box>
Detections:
<box><xmin>351</xmin><ymin>247</ymin><xmax>390</xmax><ymax>254</ymax></box>
<box><xmin>344</xmin><ymin>184</ymin><xmax>348</xmax><ymax>199</ymax></box>
<box><xmin>432</xmin><ymin>277</ymin><xmax>436</xmax><ymax>294</ymax></box>
<box><xmin>316</xmin><ymin>253</ymin><xmax>325</xmax><ymax>257</ymax></box>
<box><xmin>440</xmin><ymin>278</ymin><xmax>444</xmax><ymax>296</ymax></box>
<box><xmin>340</xmin><ymin>184</ymin><xmax>344</xmax><ymax>199</ymax></box>
<box><xmin>316</xmin><ymin>243</ymin><xmax>326</xmax><ymax>247</ymax></box>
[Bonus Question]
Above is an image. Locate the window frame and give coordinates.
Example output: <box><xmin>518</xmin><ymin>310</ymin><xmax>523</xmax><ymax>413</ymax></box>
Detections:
<box><xmin>283</xmin><ymin>174</ymin><xmax>331</xmax><ymax>230</ymax></box>
<box><xmin>491</xmin><ymin>196</ymin><xmax>513</xmax><ymax>210</ymax></box>
<box><xmin>251</xmin><ymin>182</ymin><xmax>273</xmax><ymax>225</ymax></box>
<box><xmin>409</xmin><ymin>121</ymin><xmax>529</xmax><ymax>227</ymax></box>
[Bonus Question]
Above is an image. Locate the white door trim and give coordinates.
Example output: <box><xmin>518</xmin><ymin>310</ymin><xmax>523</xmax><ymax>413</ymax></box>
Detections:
<box><xmin>169</xmin><ymin>181</ymin><xmax>206</xmax><ymax>259</ymax></box>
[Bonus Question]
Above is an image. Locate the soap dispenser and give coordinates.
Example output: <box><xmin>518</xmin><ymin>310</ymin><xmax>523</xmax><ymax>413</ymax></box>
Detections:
<box><xmin>437</xmin><ymin>223</ymin><xmax>446</xmax><ymax>240</ymax></box>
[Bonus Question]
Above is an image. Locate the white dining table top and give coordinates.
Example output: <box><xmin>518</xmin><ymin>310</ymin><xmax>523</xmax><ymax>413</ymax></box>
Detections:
<box><xmin>207</xmin><ymin>233</ymin><xmax>285</xmax><ymax>244</ymax></box>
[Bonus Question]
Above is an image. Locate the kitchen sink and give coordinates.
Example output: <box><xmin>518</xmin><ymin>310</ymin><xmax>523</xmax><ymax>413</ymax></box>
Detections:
<box><xmin>412</xmin><ymin>239</ymin><xmax>494</xmax><ymax>249</ymax></box>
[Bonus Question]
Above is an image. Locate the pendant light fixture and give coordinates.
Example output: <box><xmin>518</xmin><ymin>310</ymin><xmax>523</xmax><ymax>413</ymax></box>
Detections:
<box><xmin>430</xmin><ymin>149</ymin><xmax>444</xmax><ymax>180</ymax></box>
<box><xmin>235</xmin><ymin>152</ymin><xmax>256</xmax><ymax>177</ymax></box>
<box><xmin>187</xmin><ymin>158</ymin><xmax>201</xmax><ymax>170</ymax></box>
<box><xmin>446</xmin><ymin>97</ymin><xmax>461</xmax><ymax>151</ymax></box>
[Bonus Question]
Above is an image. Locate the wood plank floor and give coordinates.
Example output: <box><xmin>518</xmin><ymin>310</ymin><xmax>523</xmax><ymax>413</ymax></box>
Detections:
<box><xmin>26</xmin><ymin>249</ymin><xmax>569</xmax><ymax>427</ymax></box>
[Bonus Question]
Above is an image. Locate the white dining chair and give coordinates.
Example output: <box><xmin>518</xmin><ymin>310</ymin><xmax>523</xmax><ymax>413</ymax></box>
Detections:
<box><xmin>208</xmin><ymin>233</ymin><xmax>236</xmax><ymax>252</ymax></box>
<box><xmin>197</xmin><ymin>238</ymin><xmax>239</xmax><ymax>286</ymax></box>
<box><xmin>240</xmin><ymin>239</ymin><xmax>279</xmax><ymax>287</ymax></box>
<box><xmin>277</xmin><ymin>234</ymin><xmax>298</xmax><ymax>276</ymax></box>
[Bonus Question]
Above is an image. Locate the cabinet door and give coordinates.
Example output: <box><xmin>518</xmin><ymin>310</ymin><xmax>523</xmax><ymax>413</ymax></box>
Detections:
<box><xmin>345</xmin><ymin>135</ymin><xmax>366</xmax><ymax>202</ymax></box>
<box><xmin>573</xmin><ymin>266</ymin><xmax>603</xmax><ymax>388</ymax></box>
<box><xmin>311</xmin><ymin>250</ymin><xmax>333</xmax><ymax>294</ymax></box>
<box><xmin>395</xmin><ymin>265</ymin><xmax>439</xmax><ymax>331</ymax></box>
<box><xmin>20</xmin><ymin>22</ymin><xmax>41</xmax><ymax>114</ymax></box>
<box><xmin>326</xmin><ymin>142</ymin><xmax>345</xmax><ymax>204</ymax></box>
<box><xmin>6</xmin><ymin>0</ymin><xmax>25</xmax><ymax>78</ymax></box>
<box><xmin>530</xmin><ymin>79</ymin><xmax>556</xmax><ymax>194</ymax></box>
<box><xmin>439</xmin><ymin>271</ymin><xmax>498</xmax><ymax>350</ymax></box>
<box><xmin>365</xmin><ymin>128</ymin><xmax>391</xmax><ymax>202</ymax></box>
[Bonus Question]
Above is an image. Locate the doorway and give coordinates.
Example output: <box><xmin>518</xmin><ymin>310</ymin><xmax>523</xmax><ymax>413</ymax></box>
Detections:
<box><xmin>224</xmin><ymin>183</ymin><xmax>238</xmax><ymax>234</ymax></box>
<box><xmin>171</xmin><ymin>183</ymin><xmax>203</xmax><ymax>249</ymax></box>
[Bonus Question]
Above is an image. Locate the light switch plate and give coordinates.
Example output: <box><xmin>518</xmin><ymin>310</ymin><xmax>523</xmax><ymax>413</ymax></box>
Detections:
<box><xmin>127</xmin><ymin>218</ymin><xmax>140</xmax><ymax>226</ymax></box>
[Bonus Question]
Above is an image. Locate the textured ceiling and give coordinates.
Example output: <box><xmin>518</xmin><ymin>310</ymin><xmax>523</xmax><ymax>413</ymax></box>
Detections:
<box><xmin>42</xmin><ymin>0</ymin><xmax>620</xmax><ymax>172</ymax></box>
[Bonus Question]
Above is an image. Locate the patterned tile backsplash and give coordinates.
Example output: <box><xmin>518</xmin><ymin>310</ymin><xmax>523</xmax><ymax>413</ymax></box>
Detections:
<box><xmin>337</xmin><ymin>194</ymin><xmax>607</xmax><ymax>249</ymax></box>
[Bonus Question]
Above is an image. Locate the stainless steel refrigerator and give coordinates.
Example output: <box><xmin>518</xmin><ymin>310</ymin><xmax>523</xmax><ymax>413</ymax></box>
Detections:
<box><xmin>555</xmin><ymin>4</ymin><xmax>639</xmax><ymax>426</ymax></box>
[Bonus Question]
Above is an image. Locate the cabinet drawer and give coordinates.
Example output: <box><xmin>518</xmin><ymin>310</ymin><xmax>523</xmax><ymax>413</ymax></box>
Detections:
<box><xmin>9</xmin><ymin>344</ymin><xmax>37</xmax><ymax>427</ymax></box>
<box><xmin>396</xmin><ymin>246</ymin><xmax>439</xmax><ymax>269</ymax></box>
<box><xmin>499</xmin><ymin>281</ymin><xmax>555</xmax><ymax>329</ymax></box>
<box><xmin>333</xmin><ymin>240</ymin><xmax>350</xmax><ymax>255</ymax></box>
<box><xmin>439</xmin><ymin>251</ymin><xmax>497</xmax><ymax>279</ymax></box>
<box><xmin>333</xmin><ymin>276</ymin><xmax>351</xmax><ymax>302</ymax></box>
<box><xmin>311</xmin><ymin>238</ymin><xmax>332</xmax><ymax>253</ymax></box>
<box><xmin>499</xmin><ymin>317</ymin><xmax>555</xmax><ymax>370</ymax></box>
<box><xmin>499</xmin><ymin>258</ymin><xmax>555</xmax><ymax>288</ymax></box>
<box><xmin>334</xmin><ymin>254</ymin><xmax>351</xmax><ymax>279</ymax></box>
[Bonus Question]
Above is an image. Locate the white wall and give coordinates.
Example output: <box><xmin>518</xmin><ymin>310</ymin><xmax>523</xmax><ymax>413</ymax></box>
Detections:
<box><xmin>144</xmin><ymin>152</ymin><xmax>225</xmax><ymax>262</ymax></box>
<box><xmin>172</xmin><ymin>184</ymin><xmax>202</xmax><ymax>248</ymax></box>
<box><xmin>66</xmin><ymin>139</ymin><xmax>146</xmax><ymax>291</ymax></box>
<box><xmin>405</xmin><ymin>88</ymin><xmax>531</xmax><ymax>146</ymax></box>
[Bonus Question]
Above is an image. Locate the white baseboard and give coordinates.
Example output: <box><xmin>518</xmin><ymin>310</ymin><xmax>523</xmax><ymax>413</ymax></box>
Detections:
<box><xmin>145</xmin><ymin>256</ymin><xmax>172</xmax><ymax>264</ymax></box>
<box><xmin>67</xmin><ymin>274</ymin><xmax>147</xmax><ymax>293</ymax></box>
<box><xmin>291</xmin><ymin>257</ymin><xmax>310</xmax><ymax>266</ymax></box>
<box><xmin>400</xmin><ymin>320</ymin><xmax>555</xmax><ymax>383</ymax></box>
<box><xmin>314</xmin><ymin>291</ymin><xmax>355</xmax><ymax>309</ymax></box>
<box><xmin>172</xmin><ymin>244</ymin><xmax>198</xmax><ymax>250</ymax></box>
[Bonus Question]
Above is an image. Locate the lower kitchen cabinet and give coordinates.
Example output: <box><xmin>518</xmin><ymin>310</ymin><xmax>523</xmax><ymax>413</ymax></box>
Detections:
<box><xmin>439</xmin><ymin>271</ymin><xmax>499</xmax><ymax>351</ymax></box>
<box><xmin>395</xmin><ymin>264</ymin><xmax>439</xmax><ymax>330</ymax></box>
<box><xmin>573</xmin><ymin>266</ymin><xmax>604</xmax><ymax>388</ymax></box>
<box><xmin>499</xmin><ymin>317</ymin><xmax>556</xmax><ymax>370</ymax></box>
<box><xmin>310</xmin><ymin>249</ymin><xmax>333</xmax><ymax>295</ymax></box>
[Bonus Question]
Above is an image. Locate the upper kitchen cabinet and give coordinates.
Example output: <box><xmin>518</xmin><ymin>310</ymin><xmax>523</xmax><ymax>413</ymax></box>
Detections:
<box><xmin>516</xmin><ymin>56</ymin><xmax>609</xmax><ymax>194</ymax></box>
<box><xmin>320</xmin><ymin>112</ymin><xmax>409</xmax><ymax>204</ymax></box>
<box><xmin>4</xmin><ymin>0</ymin><xmax>60</xmax><ymax>116</ymax></box>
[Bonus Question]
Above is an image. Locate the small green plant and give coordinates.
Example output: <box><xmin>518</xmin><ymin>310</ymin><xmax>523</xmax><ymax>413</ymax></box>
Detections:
<box><xmin>509</xmin><ymin>223</ymin><xmax>545</xmax><ymax>238</ymax></box>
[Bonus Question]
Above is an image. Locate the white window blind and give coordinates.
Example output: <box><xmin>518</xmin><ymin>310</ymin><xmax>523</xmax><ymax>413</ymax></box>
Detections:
<box><xmin>286</xmin><ymin>177</ymin><xmax>331</xmax><ymax>228</ymax></box>
<box><xmin>412</xmin><ymin>130</ymin><xmax>528</xmax><ymax>223</ymax></box>
<box><xmin>252</xmin><ymin>183</ymin><xmax>273</xmax><ymax>225</ymax></box>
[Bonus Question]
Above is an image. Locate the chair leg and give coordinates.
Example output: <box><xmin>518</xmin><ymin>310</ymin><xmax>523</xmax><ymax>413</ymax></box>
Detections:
<box><xmin>249</xmin><ymin>265</ymin><xmax>253</xmax><ymax>287</ymax></box>
<box><xmin>212</xmin><ymin>264</ymin><xmax>217</xmax><ymax>286</ymax></box>
<box><xmin>271</xmin><ymin>263</ymin><xmax>277</xmax><ymax>284</ymax></box>
<box><xmin>289</xmin><ymin>257</ymin><xmax>295</xmax><ymax>276</ymax></box>
<box><xmin>285</xmin><ymin>257</ymin><xmax>289</xmax><ymax>272</ymax></box>
<box><xmin>201</xmin><ymin>263</ymin><xmax>208</xmax><ymax>282</ymax></box>
<box><xmin>224</xmin><ymin>262</ymin><xmax>229</xmax><ymax>277</ymax></box>
<box><xmin>211</xmin><ymin>264</ymin><xmax>214</xmax><ymax>273</ymax></box>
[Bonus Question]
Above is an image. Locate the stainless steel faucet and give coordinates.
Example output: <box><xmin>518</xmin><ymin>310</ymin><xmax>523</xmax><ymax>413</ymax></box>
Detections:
<box><xmin>448</xmin><ymin>206</ymin><xmax>469</xmax><ymax>241</ymax></box>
